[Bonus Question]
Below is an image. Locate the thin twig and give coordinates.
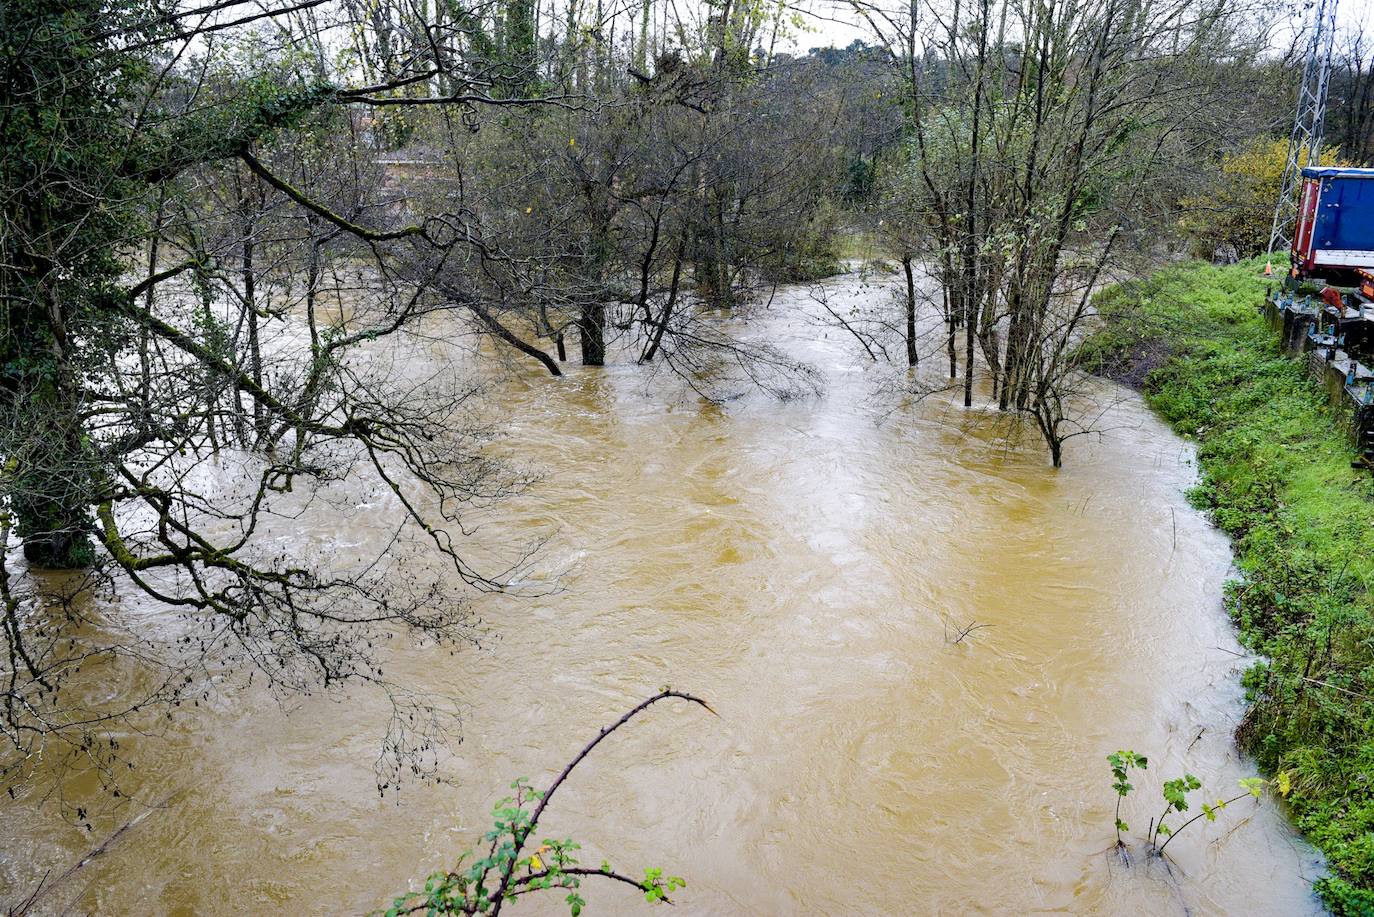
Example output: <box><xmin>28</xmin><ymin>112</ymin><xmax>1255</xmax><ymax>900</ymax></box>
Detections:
<box><xmin>488</xmin><ymin>690</ymin><xmax>715</xmax><ymax>914</ymax></box>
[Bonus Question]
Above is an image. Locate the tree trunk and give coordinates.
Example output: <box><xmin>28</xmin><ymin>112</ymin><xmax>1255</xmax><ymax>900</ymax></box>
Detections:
<box><xmin>641</xmin><ymin>241</ymin><xmax>685</xmax><ymax>363</ymax></box>
<box><xmin>1000</xmin><ymin>290</ymin><xmax>1022</xmax><ymax>411</ymax></box>
<box><xmin>14</xmin><ymin>430</ymin><xmax>93</xmax><ymax>569</ymax></box>
<box><xmin>963</xmin><ymin>284</ymin><xmax>977</xmax><ymax>407</ymax></box>
<box><xmin>978</xmin><ymin>286</ymin><xmax>1001</xmax><ymax>402</ymax></box>
<box><xmin>578</xmin><ymin>301</ymin><xmax>606</xmax><ymax>366</ymax></box>
<box><xmin>243</xmin><ymin>227</ymin><xmax>266</xmax><ymax>446</ymax></box>
<box><xmin>1041</xmin><ymin>410</ymin><xmax>1064</xmax><ymax>467</ymax></box>
<box><xmin>945</xmin><ymin>286</ymin><xmax>958</xmax><ymax>379</ymax></box>
<box><xmin>13</xmin><ymin>287</ymin><xmax>95</xmax><ymax>569</ymax></box>
<box><xmin>697</xmin><ymin>191</ymin><xmax>733</xmax><ymax>309</ymax></box>
<box><xmin>902</xmin><ymin>255</ymin><xmax>918</xmax><ymax>368</ymax></box>
<box><xmin>468</xmin><ymin>301</ymin><xmax>563</xmax><ymax>376</ymax></box>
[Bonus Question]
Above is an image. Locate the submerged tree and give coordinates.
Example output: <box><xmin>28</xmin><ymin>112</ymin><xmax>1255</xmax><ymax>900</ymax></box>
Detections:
<box><xmin>852</xmin><ymin>0</ymin><xmax>1280</xmax><ymax>464</ymax></box>
<box><xmin>0</xmin><ymin>0</ymin><xmax>579</xmax><ymax>800</ymax></box>
<box><xmin>0</xmin><ymin>0</ymin><xmax>837</xmax><ymax>811</ymax></box>
<box><xmin>383</xmin><ymin>13</ymin><xmax>848</xmax><ymax>391</ymax></box>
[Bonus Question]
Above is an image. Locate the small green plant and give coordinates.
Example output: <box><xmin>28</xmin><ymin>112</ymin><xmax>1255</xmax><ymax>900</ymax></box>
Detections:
<box><xmin>381</xmin><ymin>690</ymin><xmax>710</xmax><ymax>916</ymax></box>
<box><xmin>1107</xmin><ymin>750</ymin><xmax>1148</xmax><ymax>847</ymax></box>
<box><xmin>1149</xmin><ymin>773</ymin><xmax>1203</xmax><ymax>848</ymax></box>
<box><xmin>1108</xmin><ymin>748</ymin><xmax>1291</xmax><ymax>862</ymax></box>
<box><xmin>1155</xmin><ymin>772</ymin><xmax>1290</xmax><ymax>856</ymax></box>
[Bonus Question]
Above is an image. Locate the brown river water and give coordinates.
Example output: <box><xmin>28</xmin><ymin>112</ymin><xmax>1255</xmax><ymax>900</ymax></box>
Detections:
<box><xmin>2</xmin><ymin>273</ymin><xmax>1325</xmax><ymax>914</ymax></box>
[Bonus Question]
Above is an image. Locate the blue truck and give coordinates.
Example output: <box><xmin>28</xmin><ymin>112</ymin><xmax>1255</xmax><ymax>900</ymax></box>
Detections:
<box><xmin>1293</xmin><ymin>166</ymin><xmax>1374</xmax><ymax>290</ymax></box>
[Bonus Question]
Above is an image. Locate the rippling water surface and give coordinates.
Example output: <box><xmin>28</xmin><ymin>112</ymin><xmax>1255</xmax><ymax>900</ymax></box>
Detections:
<box><xmin>1</xmin><ymin>274</ymin><xmax>1324</xmax><ymax>915</ymax></box>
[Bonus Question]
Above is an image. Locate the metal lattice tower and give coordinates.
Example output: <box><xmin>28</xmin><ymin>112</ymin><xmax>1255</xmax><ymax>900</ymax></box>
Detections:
<box><xmin>1269</xmin><ymin>0</ymin><xmax>1340</xmax><ymax>255</ymax></box>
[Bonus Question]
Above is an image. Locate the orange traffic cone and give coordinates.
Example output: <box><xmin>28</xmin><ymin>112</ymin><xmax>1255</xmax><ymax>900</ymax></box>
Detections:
<box><xmin>1265</xmin><ymin>260</ymin><xmax>1274</xmax><ymax>276</ymax></box>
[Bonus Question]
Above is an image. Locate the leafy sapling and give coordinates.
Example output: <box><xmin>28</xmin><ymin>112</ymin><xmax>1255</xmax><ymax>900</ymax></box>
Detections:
<box><xmin>381</xmin><ymin>689</ymin><xmax>712</xmax><ymax>916</ymax></box>
<box><xmin>1155</xmin><ymin>772</ymin><xmax>1290</xmax><ymax>856</ymax></box>
<box><xmin>1149</xmin><ymin>773</ymin><xmax>1202</xmax><ymax>849</ymax></box>
<box><xmin>1107</xmin><ymin>750</ymin><xmax>1148</xmax><ymax>848</ymax></box>
<box><xmin>1108</xmin><ymin>748</ymin><xmax>1292</xmax><ymax>862</ymax></box>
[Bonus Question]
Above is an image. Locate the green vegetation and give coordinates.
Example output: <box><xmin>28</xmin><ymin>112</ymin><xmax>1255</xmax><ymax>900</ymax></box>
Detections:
<box><xmin>381</xmin><ymin>690</ymin><xmax>707</xmax><ymax>916</ymax></box>
<box><xmin>1106</xmin><ymin>747</ymin><xmax>1286</xmax><ymax>865</ymax></box>
<box><xmin>380</xmin><ymin>777</ymin><xmax>683</xmax><ymax>917</ymax></box>
<box><xmin>1082</xmin><ymin>258</ymin><xmax>1374</xmax><ymax>915</ymax></box>
<box><xmin>1177</xmin><ymin>139</ymin><xmax>1343</xmax><ymax>259</ymax></box>
<box><xmin>760</xmin><ymin>197</ymin><xmax>845</xmax><ymax>283</ymax></box>
<box><xmin>1108</xmin><ymin>749</ymin><xmax>1149</xmax><ymax>847</ymax></box>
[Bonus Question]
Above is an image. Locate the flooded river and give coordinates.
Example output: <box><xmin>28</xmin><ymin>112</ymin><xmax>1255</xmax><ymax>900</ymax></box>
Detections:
<box><xmin>1</xmin><ymin>273</ymin><xmax>1324</xmax><ymax>914</ymax></box>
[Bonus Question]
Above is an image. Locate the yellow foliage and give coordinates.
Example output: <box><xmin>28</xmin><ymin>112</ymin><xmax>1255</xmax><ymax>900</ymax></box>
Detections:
<box><xmin>1179</xmin><ymin>137</ymin><xmax>1344</xmax><ymax>259</ymax></box>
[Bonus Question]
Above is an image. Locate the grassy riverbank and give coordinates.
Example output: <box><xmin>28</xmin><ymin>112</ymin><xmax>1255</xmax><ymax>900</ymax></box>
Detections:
<box><xmin>1080</xmin><ymin>258</ymin><xmax>1374</xmax><ymax>915</ymax></box>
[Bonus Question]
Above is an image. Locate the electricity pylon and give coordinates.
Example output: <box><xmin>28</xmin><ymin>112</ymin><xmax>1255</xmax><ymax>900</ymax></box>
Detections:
<box><xmin>1269</xmin><ymin>0</ymin><xmax>1340</xmax><ymax>255</ymax></box>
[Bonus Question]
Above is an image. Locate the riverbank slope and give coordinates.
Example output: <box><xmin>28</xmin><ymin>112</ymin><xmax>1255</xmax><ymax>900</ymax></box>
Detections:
<box><xmin>1080</xmin><ymin>258</ymin><xmax>1374</xmax><ymax>915</ymax></box>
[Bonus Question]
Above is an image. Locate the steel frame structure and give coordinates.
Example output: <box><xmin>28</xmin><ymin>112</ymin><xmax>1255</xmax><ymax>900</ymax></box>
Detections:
<box><xmin>1269</xmin><ymin>0</ymin><xmax>1341</xmax><ymax>255</ymax></box>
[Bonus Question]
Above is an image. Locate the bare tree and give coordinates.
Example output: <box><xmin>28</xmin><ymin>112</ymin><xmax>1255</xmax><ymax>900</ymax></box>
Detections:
<box><xmin>0</xmin><ymin>0</ymin><xmax>577</xmax><ymax>805</ymax></box>
<box><xmin>849</xmin><ymin>0</ymin><xmax>1279</xmax><ymax>464</ymax></box>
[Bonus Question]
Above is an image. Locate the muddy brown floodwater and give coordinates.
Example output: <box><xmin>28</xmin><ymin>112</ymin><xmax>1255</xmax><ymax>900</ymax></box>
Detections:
<box><xmin>2</xmin><ymin>273</ymin><xmax>1326</xmax><ymax>915</ymax></box>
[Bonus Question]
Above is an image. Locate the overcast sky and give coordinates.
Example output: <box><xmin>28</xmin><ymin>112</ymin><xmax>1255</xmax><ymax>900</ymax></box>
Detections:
<box><xmin>787</xmin><ymin>0</ymin><xmax>1374</xmax><ymax>54</ymax></box>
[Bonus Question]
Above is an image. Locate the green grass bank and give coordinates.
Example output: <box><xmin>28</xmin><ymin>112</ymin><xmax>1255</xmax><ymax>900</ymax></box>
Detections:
<box><xmin>1080</xmin><ymin>258</ymin><xmax>1374</xmax><ymax>916</ymax></box>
